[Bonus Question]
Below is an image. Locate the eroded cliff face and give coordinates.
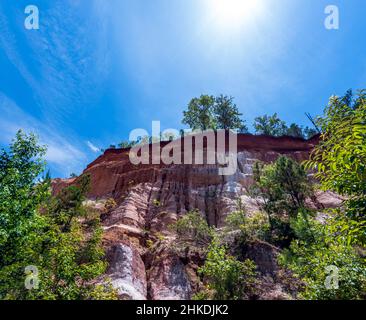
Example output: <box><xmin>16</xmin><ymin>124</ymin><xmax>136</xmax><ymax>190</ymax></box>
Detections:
<box><xmin>53</xmin><ymin>134</ymin><xmax>343</xmax><ymax>300</ymax></box>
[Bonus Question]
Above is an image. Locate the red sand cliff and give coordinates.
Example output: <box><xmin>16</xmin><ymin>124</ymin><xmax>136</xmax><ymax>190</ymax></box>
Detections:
<box><xmin>53</xmin><ymin>133</ymin><xmax>342</xmax><ymax>300</ymax></box>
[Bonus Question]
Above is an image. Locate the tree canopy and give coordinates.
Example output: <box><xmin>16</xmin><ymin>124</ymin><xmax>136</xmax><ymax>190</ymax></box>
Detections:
<box><xmin>182</xmin><ymin>95</ymin><xmax>217</xmax><ymax>131</ymax></box>
<box><xmin>253</xmin><ymin>113</ymin><xmax>287</xmax><ymax>136</ymax></box>
<box><xmin>213</xmin><ymin>95</ymin><xmax>247</xmax><ymax>132</ymax></box>
<box><xmin>182</xmin><ymin>94</ymin><xmax>247</xmax><ymax>132</ymax></box>
<box><xmin>0</xmin><ymin>131</ymin><xmax>116</xmax><ymax>300</ymax></box>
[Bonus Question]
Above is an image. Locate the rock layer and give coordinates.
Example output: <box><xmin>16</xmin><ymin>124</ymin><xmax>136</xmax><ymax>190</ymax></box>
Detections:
<box><xmin>53</xmin><ymin>133</ymin><xmax>343</xmax><ymax>300</ymax></box>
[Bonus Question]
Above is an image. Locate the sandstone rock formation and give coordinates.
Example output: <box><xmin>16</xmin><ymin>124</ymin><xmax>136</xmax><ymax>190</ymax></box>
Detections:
<box><xmin>53</xmin><ymin>133</ymin><xmax>343</xmax><ymax>300</ymax></box>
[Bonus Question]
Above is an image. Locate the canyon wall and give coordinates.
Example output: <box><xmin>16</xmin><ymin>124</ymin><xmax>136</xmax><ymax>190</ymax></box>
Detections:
<box><xmin>53</xmin><ymin>133</ymin><xmax>343</xmax><ymax>300</ymax></box>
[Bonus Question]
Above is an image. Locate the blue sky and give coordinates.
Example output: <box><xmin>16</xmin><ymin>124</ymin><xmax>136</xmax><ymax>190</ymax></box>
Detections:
<box><xmin>0</xmin><ymin>0</ymin><xmax>365</xmax><ymax>178</ymax></box>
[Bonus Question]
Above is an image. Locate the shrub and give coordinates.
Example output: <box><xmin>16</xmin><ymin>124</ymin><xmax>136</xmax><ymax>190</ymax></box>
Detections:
<box><xmin>249</xmin><ymin>156</ymin><xmax>313</xmax><ymax>245</ymax></box>
<box><xmin>172</xmin><ymin>210</ymin><xmax>215</xmax><ymax>247</ymax></box>
<box><xmin>279</xmin><ymin>214</ymin><xmax>366</xmax><ymax>300</ymax></box>
<box><xmin>104</xmin><ymin>198</ymin><xmax>117</xmax><ymax>213</ymax></box>
<box><xmin>225</xmin><ymin>208</ymin><xmax>269</xmax><ymax>242</ymax></box>
<box><xmin>198</xmin><ymin>239</ymin><xmax>257</xmax><ymax>300</ymax></box>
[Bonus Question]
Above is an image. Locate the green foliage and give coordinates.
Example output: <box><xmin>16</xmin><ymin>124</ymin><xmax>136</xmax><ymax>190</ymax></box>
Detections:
<box><xmin>281</xmin><ymin>90</ymin><xmax>366</xmax><ymax>300</ymax></box>
<box><xmin>182</xmin><ymin>94</ymin><xmax>246</xmax><ymax>132</ymax></box>
<box><xmin>198</xmin><ymin>239</ymin><xmax>257</xmax><ymax>300</ymax></box>
<box><xmin>153</xmin><ymin>199</ymin><xmax>161</xmax><ymax>207</ymax></box>
<box><xmin>250</xmin><ymin>156</ymin><xmax>313</xmax><ymax>245</ymax></box>
<box><xmin>154</xmin><ymin>232</ymin><xmax>165</xmax><ymax>241</ymax></box>
<box><xmin>253</xmin><ymin>113</ymin><xmax>287</xmax><ymax>136</ymax></box>
<box><xmin>253</xmin><ymin>114</ymin><xmax>317</xmax><ymax>139</ymax></box>
<box><xmin>50</xmin><ymin>174</ymin><xmax>91</xmax><ymax>231</ymax></box>
<box><xmin>286</xmin><ymin>123</ymin><xmax>318</xmax><ymax>139</ymax></box>
<box><xmin>0</xmin><ymin>131</ymin><xmax>116</xmax><ymax>300</ymax></box>
<box><xmin>117</xmin><ymin>131</ymin><xmax>179</xmax><ymax>150</ymax></box>
<box><xmin>304</xmin><ymin>127</ymin><xmax>319</xmax><ymax>139</ymax></box>
<box><xmin>305</xmin><ymin>91</ymin><xmax>366</xmax><ymax>205</ymax></box>
<box><xmin>289</xmin><ymin>210</ymin><xmax>318</xmax><ymax>244</ymax></box>
<box><xmin>191</xmin><ymin>289</ymin><xmax>211</xmax><ymax>300</ymax></box>
<box><xmin>0</xmin><ymin>130</ymin><xmax>48</xmax><ymax>270</ymax></box>
<box><xmin>172</xmin><ymin>210</ymin><xmax>215</xmax><ymax>247</ymax></box>
<box><xmin>146</xmin><ymin>239</ymin><xmax>154</xmax><ymax>249</ymax></box>
<box><xmin>286</xmin><ymin>123</ymin><xmax>305</xmax><ymax>138</ymax></box>
<box><xmin>182</xmin><ymin>95</ymin><xmax>216</xmax><ymax>131</ymax></box>
<box><xmin>304</xmin><ymin>90</ymin><xmax>366</xmax><ymax>244</ymax></box>
<box><xmin>86</xmin><ymin>282</ymin><xmax>119</xmax><ymax>300</ymax></box>
<box><xmin>213</xmin><ymin>95</ymin><xmax>247</xmax><ymax>131</ymax></box>
<box><xmin>279</xmin><ymin>213</ymin><xmax>366</xmax><ymax>300</ymax></box>
<box><xmin>118</xmin><ymin>141</ymin><xmax>137</xmax><ymax>149</ymax></box>
<box><xmin>252</xmin><ymin>156</ymin><xmax>312</xmax><ymax>215</ymax></box>
<box><xmin>225</xmin><ymin>200</ymin><xmax>269</xmax><ymax>241</ymax></box>
<box><xmin>104</xmin><ymin>198</ymin><xmax>117</xmax><ymax>213</ymax></box>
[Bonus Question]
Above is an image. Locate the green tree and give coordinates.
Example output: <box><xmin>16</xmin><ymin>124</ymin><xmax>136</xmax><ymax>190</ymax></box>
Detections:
<box><xmin>253</xmin><ymin>113</ymin><xmax>287</xmax><ymax>136</ymax></box>
<box><xmin>198</xmin><ymin>239</ymin><xmax>257</xmax><ymax>300</ymax></box>
<box><xmin>27</xmin><ymin>175</ymin><xmax>116</xmax><ymax>300</ymax></box>
<box><xmin>250</xmin><ymin>156</ymin><xmax>313</xmax><ymax>244</ymax></box>
<box><xmin>305</xmin><ymin>91</ymin><xmax>366</xmax><ymax>209</ymax></box>
<box><xmin>213</xmin><ymin>95</ymin><xmax>247</xmax><ymax>132</ymax></box>
<box><xmin>304</xmin><ymin>127</ymin><xmax>319</xmax><ymax>139</ymax></box>
<box><xmin>284</xmin><ymin>123</ymin><xmax>318</xmax><ymax>139</ymax></box>
<box><xmin>252</xmin><ymin>156</ymin><xmax>312</xmax><ymax>217</ymax></box>
<box><xmin>182</xmin><ymin>95</ymin><xmax>216</xmax><ymax>131</ymax></box>
<box><xmin>279</xmin><ymin>213</ymin><xmax>366</xmax><ymax>300</ymax></box>
<box><xmin>172</xmin><ymin>210</ymin><xmax>215</xmax><ymax>247</ymax></box>
<box><xmin>281</xmin><ymin>90</ymin><xmax>366</xmax><ymax>300</ymax></box>
<box><xmin>118</xmin><ymin>141</ymin><xmax>137</xmax><ymax>149</ymax></box>
<box><xmin>0</xmin><ymin>131</ymin><xmax>116</xmax><ymax>300</ymax></box>
<box><xmin>0</xmin><ymin>131</ymin><xmax>49</xmax><ymax>275</ymax></box>
<box><xmin>225</xmin><ymin>199</ymin><xmax>269</xmax><ymax>242</ymax></box>
<box><xmin>304</xmin><ymin>90</ymin><xmax>366</xmax><ymax>244</ymax></box>
<box><xmin>286</xmin><ymin>123</ymin><xmax>305</xmax><ymax>138</ymax></box>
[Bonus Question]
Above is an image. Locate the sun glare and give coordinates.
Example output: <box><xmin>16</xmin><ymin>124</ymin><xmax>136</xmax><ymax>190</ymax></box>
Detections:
<box><xmin>209</xmin><ymin>0</ymin><xmax>263</xmax><ymax>30</ymax></box>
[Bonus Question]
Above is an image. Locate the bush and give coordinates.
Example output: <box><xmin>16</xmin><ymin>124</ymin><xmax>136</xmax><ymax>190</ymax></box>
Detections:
<box><xmin>250</xmin><ymin>156</ymin><xmax>313</xmax><ymax>245</ymax></box>
<box><xmin>104</xmin><ymin>198</ymin><xmax>117</xmax><ymax>213</ymax></box>
<box><xmin>198</xmin><ymin>239</ymin><xmax>257</xmax><ymax>300</ymax></box>
<box><xmin>172</xmin><ymin>210</ymin><xmax>215</xmax><ymax>247</ymax></box>
<box><xmin>279</xmin><ymin>214</ymin><xmax>366</xmax><ymax>300</ymax></box>
<box><xmin>225</xmin><ymin>208</ymin><xmax>269</xmax><ymax>242</ymax></box>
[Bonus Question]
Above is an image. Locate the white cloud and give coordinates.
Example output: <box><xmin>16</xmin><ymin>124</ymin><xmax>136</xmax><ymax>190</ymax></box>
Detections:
<box><xmin>0</xmin><ymin>2</ymin><xmax>112</xmax><ymax>177</ymax></box>
<box><xmin>86</xmin><ymin>141</ymin><xmax>100</xmax><ymax>153</ymax></box>
<box><xmin>0</xmin><ymin>1</ymin><xmax>110</xmax><ymax>125</ymax></box>
<box><xmin>0</xmin><ymin>93</ymin><xmax>87</xmax><ymax>176</ymax></box>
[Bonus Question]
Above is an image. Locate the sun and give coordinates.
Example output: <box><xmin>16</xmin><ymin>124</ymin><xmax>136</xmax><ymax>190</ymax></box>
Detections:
<box><xmin>208</xmin><ymin>0</ymin><xmax>263</xmax><ymax>30</ymax></box>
